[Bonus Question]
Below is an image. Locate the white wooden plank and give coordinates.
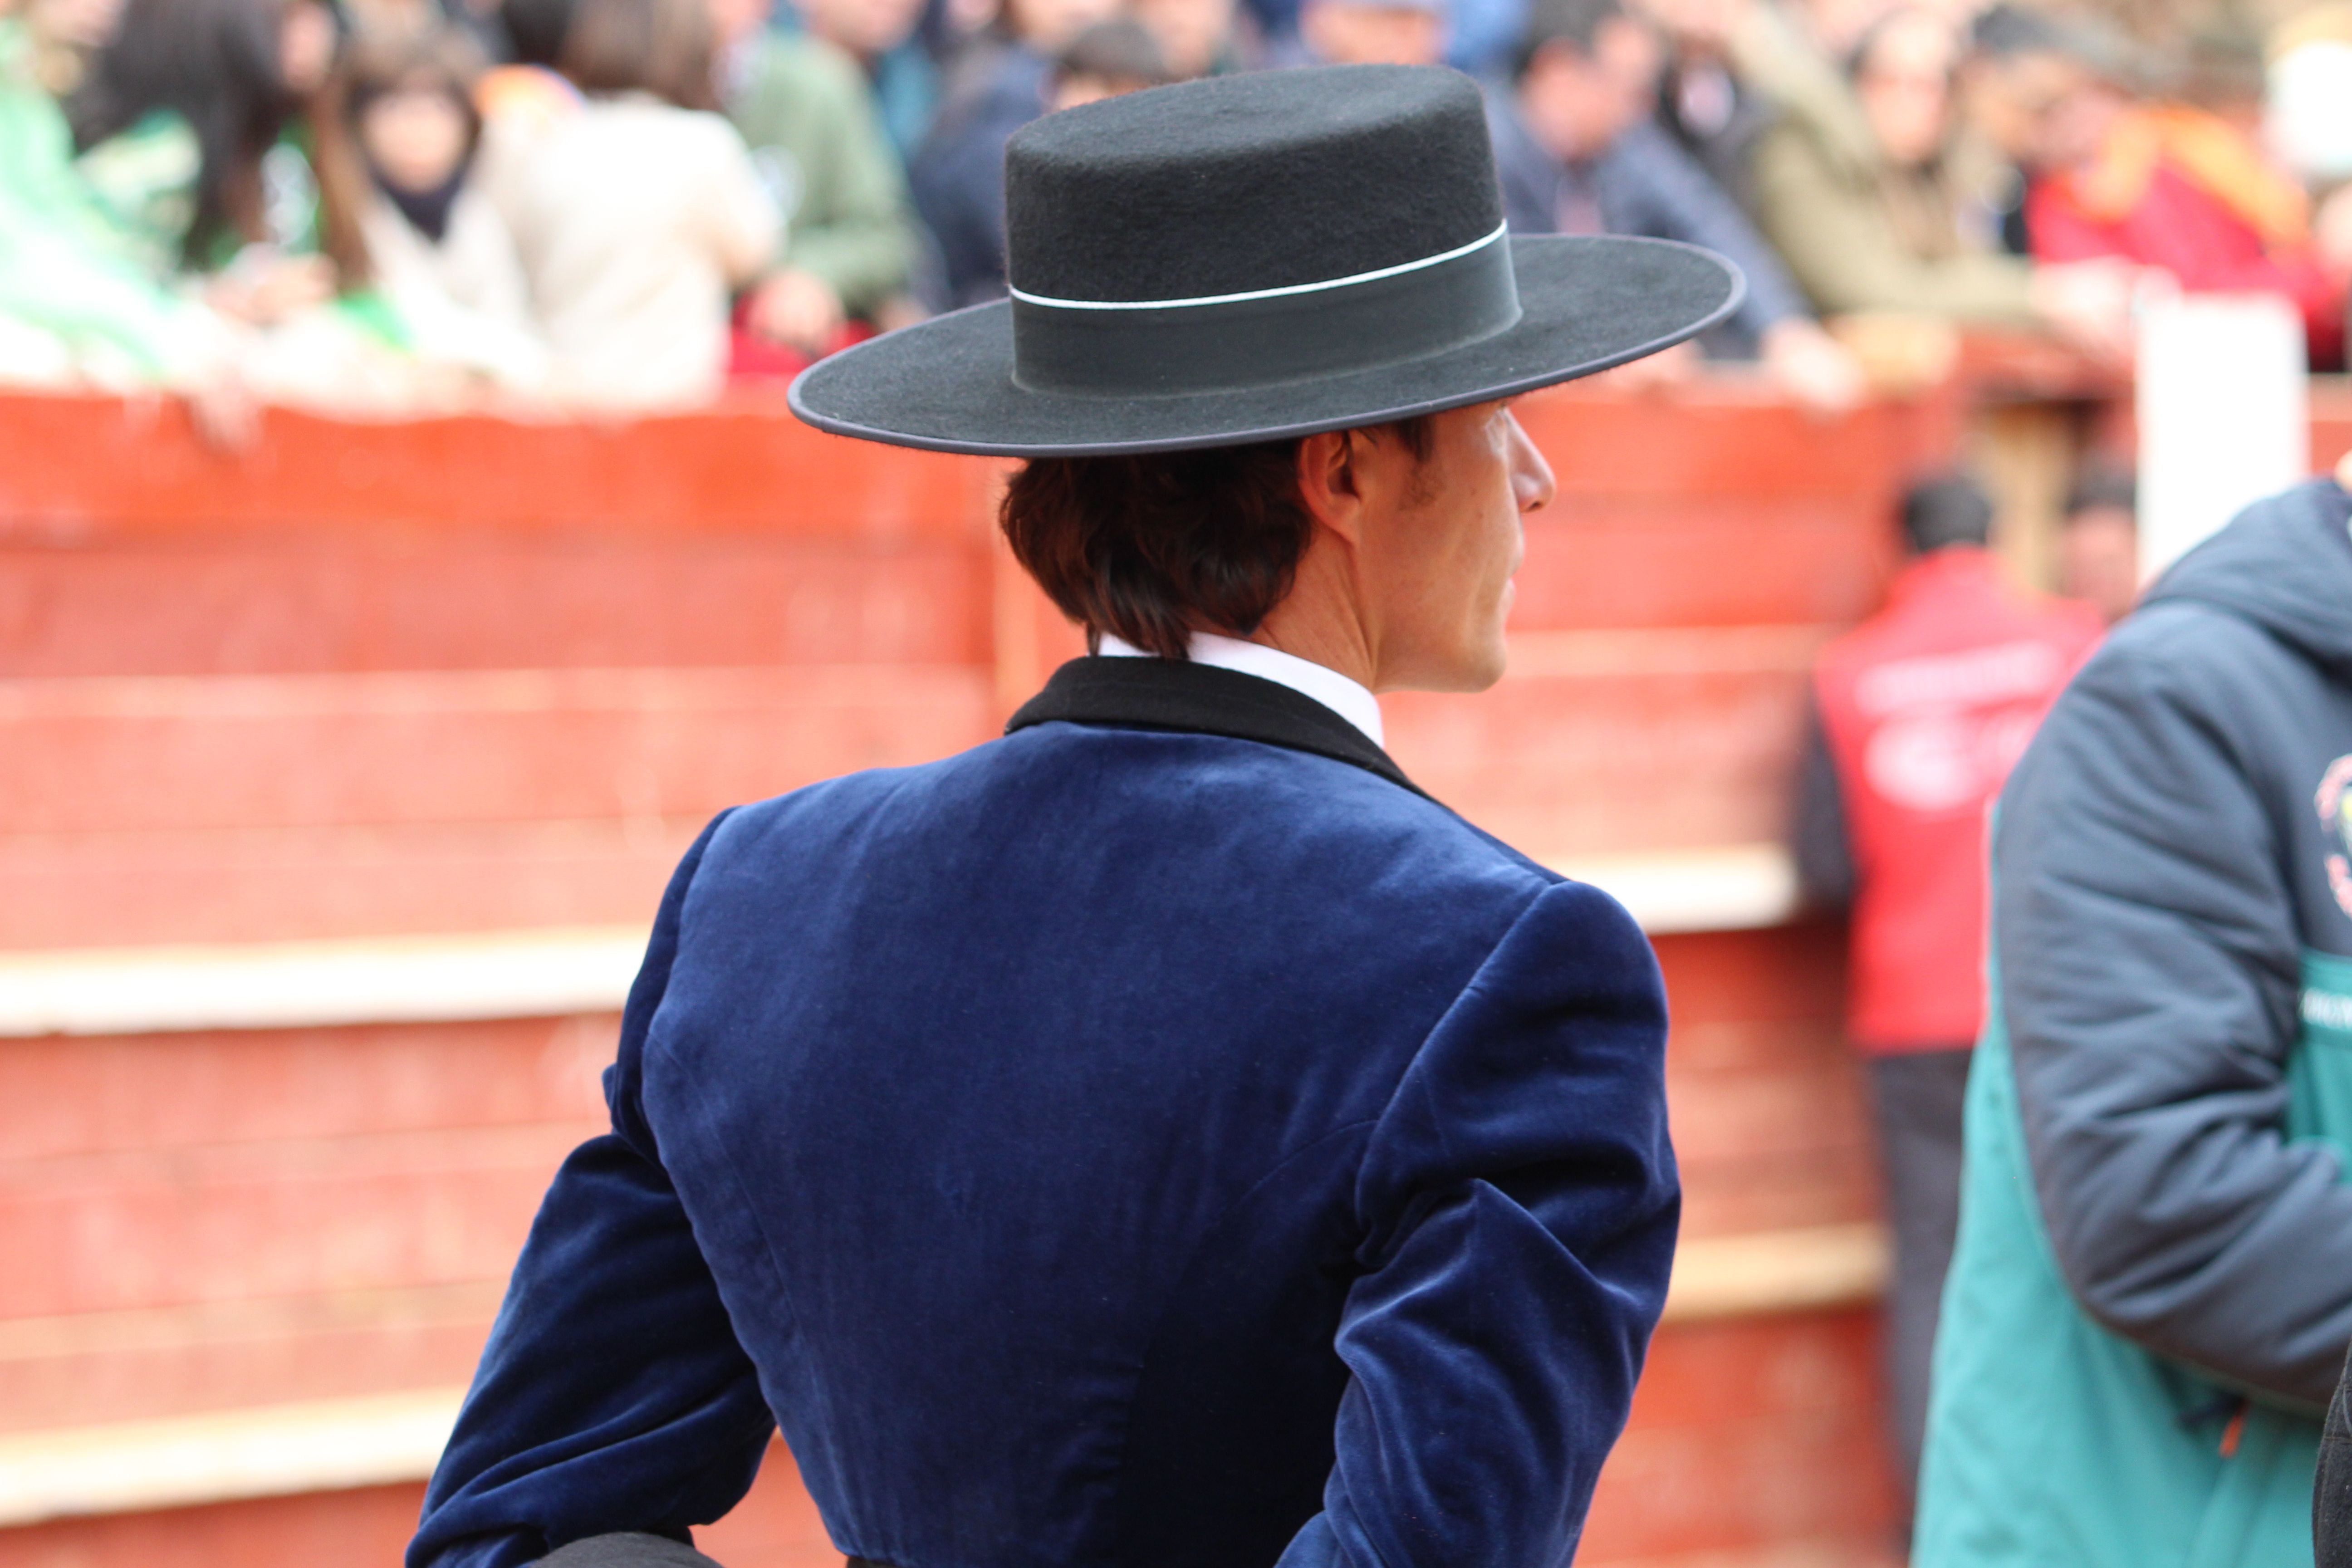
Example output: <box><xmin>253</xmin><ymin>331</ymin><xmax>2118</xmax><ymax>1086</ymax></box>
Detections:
<box><xmin>0</xmin><ymin>1387</ymin><xmax>465</xmax><ymax>1526</ymax></box>
<box><xmin>1662</xmin><ymin>1222</ymin><xmax>1890</xmax><ymax>1323</ymax></box>
<box><xmin>1548</xmin><ymin>843</ymin><xmax>1800</xmax><ymax>935</ymax></box>
<box><xmin>0</xmin><ymin>845</ymin><xmax>1800</xmax><ymax>1037</ymax></box>
<box><xmin>0</xmin><ymin>926</ymin><xmax>649</xmax><ymax>1037</ymax></box>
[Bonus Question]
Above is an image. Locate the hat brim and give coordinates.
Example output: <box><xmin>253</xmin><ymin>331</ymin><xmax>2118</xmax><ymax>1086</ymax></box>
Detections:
<box><xmin>787</xmin><ymin>234</ymin><xmax>1744</xmax><ymax>457</ymax></box>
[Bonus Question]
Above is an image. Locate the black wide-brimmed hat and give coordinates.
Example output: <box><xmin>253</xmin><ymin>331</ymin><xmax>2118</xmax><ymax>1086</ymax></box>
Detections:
<box><xmin>789</xmin><ymin>64</ymin><xmax>1743</xmax><ymax>456</ymax></box>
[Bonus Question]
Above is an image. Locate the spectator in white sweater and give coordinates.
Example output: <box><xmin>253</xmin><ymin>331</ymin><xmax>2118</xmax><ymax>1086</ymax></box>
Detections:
<box><xmin>497</xmin><ymin>0</ymin><xmax>778</xmax><ymax>410</ymax></box>
<box><xmin>342</xmin><ymin>21</ymin><xmax>549</xmax><ymax>397</ymax></box>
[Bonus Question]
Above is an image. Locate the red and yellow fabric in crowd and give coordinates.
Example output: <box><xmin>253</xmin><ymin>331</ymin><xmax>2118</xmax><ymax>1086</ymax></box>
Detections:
<box><xmin>2028</xmin><ymin>104</ymin><xmax>2344</xmax><ymax>365</ymax></box>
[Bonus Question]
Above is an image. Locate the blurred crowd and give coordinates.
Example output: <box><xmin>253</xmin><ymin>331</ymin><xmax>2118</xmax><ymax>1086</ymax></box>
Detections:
<box><xmin>3</xmin><ymin>0</ymin><xmax>2351</xmax><ymax>423</ymax></box>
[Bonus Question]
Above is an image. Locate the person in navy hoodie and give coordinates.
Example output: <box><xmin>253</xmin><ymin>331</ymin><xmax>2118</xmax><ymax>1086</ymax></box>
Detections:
<box><xmin>409</xmin><ymin>64</ymin><xmax>1744</xmax><ymax>1568</ymax></box>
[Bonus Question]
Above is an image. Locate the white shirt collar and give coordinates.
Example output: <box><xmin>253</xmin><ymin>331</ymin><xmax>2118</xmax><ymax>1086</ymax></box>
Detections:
<box><xmin>1095</xmin><ymin>631</ymin><xmax>1386</xmax><ymax>748</ymax></box>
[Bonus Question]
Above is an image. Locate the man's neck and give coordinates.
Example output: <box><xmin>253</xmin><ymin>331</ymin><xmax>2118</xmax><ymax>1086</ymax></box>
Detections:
<box><xmin>1250</xmin><ymin>550</ymin><xmax>1381</xmax><ymax>690</ymax></box>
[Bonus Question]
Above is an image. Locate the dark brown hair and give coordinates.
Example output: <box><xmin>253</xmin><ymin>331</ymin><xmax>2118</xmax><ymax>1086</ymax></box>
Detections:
<box><xmin>71</xmin><ymin>0</ymin><xmax>370</xmax><ymax>284</ymax></box>
<box><xmin>340</xmin><ymin>22</ymin><xmax>488</xmax><ymax>147</ymax></box>
<box><xmin>1001</xmin><ymin>418</ymin><xmax>1434</xmax><ymax>658</ymax></box>
<box><xmin>559</xmin><ymin>0</ymin><xmax>717</xmax><ymax>111</ymax></box>
<box><xmin>1053</xmin><ymin>20</ymin><xmax>1171</xmax><ymax>87</ymax></box>
<box><xmin>304</xmin><ymin>83</ymin><xmax>379</xmax><ymax>289</ymax></box>
<box><xmin>314</xmin><ymin>23</ymin><xmax>492</xmax><ymax>273</ymax></box>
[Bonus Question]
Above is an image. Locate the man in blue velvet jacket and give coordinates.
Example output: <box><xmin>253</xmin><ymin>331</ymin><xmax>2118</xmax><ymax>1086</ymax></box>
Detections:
<box><xmin>410</xmin><ymin>64</ymin><xmax>1744</xmax><ymax>1568</ymax></box>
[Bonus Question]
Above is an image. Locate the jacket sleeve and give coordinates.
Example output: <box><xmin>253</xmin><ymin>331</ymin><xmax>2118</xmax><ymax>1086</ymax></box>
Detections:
<box><xmin>696</xmin><ymin>118</ymin><xmax>785</xmax><ymax>289</ymax></box>
<box><xmin>1790</xmin><ymin>691</ymin><xmax>1855</xmax><ymax>911</ymax></box>
<box><xmin>774</xmin><ymin>52</ymin><xmax>918</xmax><ymax>314</ymax></box>
<box><xmin>1995</xmin><ymin>627</ymin><xmax>2352</xmax><ymax>1411</ymax></box>
<box><xmin>1750</xmin><ymin>121</ymin><xmax>2038</xmax><ymax>323</ymax></box>
<box><xmin>1601</xmin><ymin>122</ymin><xmax>1810</xmax><ymax>337</ymax></box>
<box><xmin>2319</xmin><ymin>1343</ymin><xmax>2352</xmax><ymax>1565</ymax></box>
<box><xmin>907</xmin><ymin>114</ymin><xmax>1013</xmax><ymax>308</ymax></box>
<box><xmin>408</xmin><ymin>816</ymin><xmax>776</xmax><ymax>1568</ymax></box>
<box><xmin>1275</xmin><ymin>880</ymin><xmax>1678</xmax><ymax>1568</ymax></box>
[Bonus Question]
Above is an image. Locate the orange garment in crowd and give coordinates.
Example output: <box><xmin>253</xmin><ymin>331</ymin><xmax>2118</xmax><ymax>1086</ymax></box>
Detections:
<box><xmin>2028</xmin><ymin>105</ymin><xmax>2344</xmax><ymax>364</ymax></box>
<box><xmin>475</xmin><ymin>64</ymin><xmax>581</xmax><ymax>130</ymax></box>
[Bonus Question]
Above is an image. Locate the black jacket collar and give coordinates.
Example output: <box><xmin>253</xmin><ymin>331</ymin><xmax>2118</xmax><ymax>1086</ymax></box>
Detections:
<box><xmin>1004</xmin><ymin>656</ymin><xmax>1428</xmax><ymax>799</ymax></box>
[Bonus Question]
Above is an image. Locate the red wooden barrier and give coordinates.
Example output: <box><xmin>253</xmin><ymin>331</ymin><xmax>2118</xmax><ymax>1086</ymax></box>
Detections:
<box><xmin>2313</xmin><ymin>378</ymin><xmax>2352</xmax><ymax>473</ymax></box>
<box><xmin>0</xmin><ymin>384</ymin><xmax>1930</xmax><ymax>1568</ymax></box>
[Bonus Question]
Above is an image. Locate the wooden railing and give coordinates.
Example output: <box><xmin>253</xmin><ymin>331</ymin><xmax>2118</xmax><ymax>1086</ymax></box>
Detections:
<box><xmin>0</xmin><ymin>377</ymin><xmax>1970</xmax><ymax>1568</ymax></box>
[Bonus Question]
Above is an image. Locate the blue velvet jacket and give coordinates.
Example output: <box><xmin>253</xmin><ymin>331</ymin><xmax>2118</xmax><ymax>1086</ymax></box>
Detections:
<box><xmin>409</xmin><ymin>657</ymin><xmax>1678</xmax><ymax>1568</ymax></box>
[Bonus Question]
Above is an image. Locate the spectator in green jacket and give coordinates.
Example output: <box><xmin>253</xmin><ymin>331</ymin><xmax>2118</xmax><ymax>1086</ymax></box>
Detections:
<box><xmin>68</xmin><ymin>0</ymin><xmax>371</xmax><ymax>318</ymax></box>
<box><xmin>0</xmin><ymin>0</ymin><xmax>250</xmax><ymax>430</ymax></box>
<box><xmin>712</xmin><ymin>0</ymin><xmax>919</xmax><ymax>355</ymax></box>
<box><xmin>0</xmin><ymin>0</ymin><xmax>198</xmax><ymax>367</ymax></box>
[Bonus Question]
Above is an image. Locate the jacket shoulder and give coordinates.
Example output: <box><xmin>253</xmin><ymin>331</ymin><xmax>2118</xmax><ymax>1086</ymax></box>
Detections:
<box><xmin>706</xmin><ymin>728</ymin><xmax>1566</xmax><ymax>905</ymax></box>
<box><xmin>2066</xmin><ymin>598</ymin><xmax>2309</xmax><ymax>722</ymax></box>
<box><xmin>746</xmin><ymin>35</ymin><xmax>868</xmax><ymax>113</ymax></box>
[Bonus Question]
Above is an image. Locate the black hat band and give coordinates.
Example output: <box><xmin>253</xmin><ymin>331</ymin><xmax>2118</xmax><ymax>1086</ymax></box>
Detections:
<box><xmin>1008</xmin><ymin>223</ymin><xmax>1522</xmax><ymax>400</ymax></box>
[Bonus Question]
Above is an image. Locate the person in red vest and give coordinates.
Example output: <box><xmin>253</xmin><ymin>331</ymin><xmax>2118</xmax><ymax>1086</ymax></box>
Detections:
<box><xmin>1791</xmin><ymin>474</ymin><xmax>2102</xmax><ymax>1505</ymax></box>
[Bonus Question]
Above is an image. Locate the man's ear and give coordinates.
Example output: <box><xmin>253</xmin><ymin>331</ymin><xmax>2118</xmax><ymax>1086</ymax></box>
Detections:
<box><xmin>1296</xmin><ymin>428</ymin><xmax>1367</xmax><ymax>542</ymax></box>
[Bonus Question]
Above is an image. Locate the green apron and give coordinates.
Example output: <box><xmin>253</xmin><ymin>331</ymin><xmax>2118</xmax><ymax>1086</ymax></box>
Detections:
<box><xmin>1916</xmin><ymin>949</ymin><xmax>2352</xmax><ymax>1567</ymax></box>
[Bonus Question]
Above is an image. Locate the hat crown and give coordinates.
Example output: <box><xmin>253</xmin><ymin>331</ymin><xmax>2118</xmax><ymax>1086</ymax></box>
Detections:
<box><xmin>1004</xmin><ymin>65</ymin><xmax>1504</xmax><ymax>305</ymax></box>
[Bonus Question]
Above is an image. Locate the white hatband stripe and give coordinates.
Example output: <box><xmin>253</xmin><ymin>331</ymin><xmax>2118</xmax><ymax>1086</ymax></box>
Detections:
<box><xmin>1009</xmin><ymin>221</ymin><xmax>1509</xmax><ymax>312</ymax></box>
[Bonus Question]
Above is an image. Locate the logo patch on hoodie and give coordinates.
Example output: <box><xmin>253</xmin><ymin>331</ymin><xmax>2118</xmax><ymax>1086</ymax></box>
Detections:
<box><xmin>2316</xmin><ymin>755</ymin><xmax>2352</xmax><ymax>916</ymax></box>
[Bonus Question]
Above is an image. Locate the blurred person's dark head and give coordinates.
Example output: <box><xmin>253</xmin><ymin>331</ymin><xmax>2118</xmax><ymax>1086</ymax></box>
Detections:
<box><xmin>1049</xmin><ymin>18</ymin><xmax>1168</xmax><ymax>108</ymax></box>
<box><xmin>560</xmin><ymin>0</ymin><xmax>718</xmax><ymax>107</ymax></box>
<box><xmin>795</xmin><ymin>0</ymin><xmax>924</xmax><ymax>60</ymax></box>
<box><xmin>2061</xmin><ymin>461</ymin><xmax>2136</xmax><ymax>623</ymax></box>
<box><xmin>1130</xmin><ymin>0</ymin><xmax>1238</xmax><ymax>80</ymax></box>
<box><xmin>71</xmin><ymin>0</ymin><xmax>358</xmax><ymax>266</ymax></box>
<box><xmin>1966</xmin><ymin>0</ymin><xmax>2051</xmax><ymax>59</ymax></box>
<box><xmin>1001</xmin><ymin>0</ymin><xmax>1118</xmax><ymax>54</ymax></box>
<box><xmin>2025</xmin><ymin>30</ymin><xmax>2139</xmax><ymax>177</ymax></box>
<box><xmin>1900</xmin><ymin>473</ymin><xmax>1994</xmax><ymax>555</ymax></box>
<box><xmin>1849</xmin><ymin>6</ymin><xmax>1956</xmax><ymax>169</ymax></box>
<box><xmin>1513</xmin><ymin>0</ymin><xmax>1661</xmax><ymax>163</ymax></box>
<box><xmin>1299</xmin><ymin>0</ymin><xmax>1445</xmax><ymax>67</ymax></box>
<box><xmin>1963</xmin><ymin>4</ymin><xmax>2064</xmax><ymax>166</ymax></box>
<box><xmin>1961</xmin><ymin>4</ymin><xmax>2131</xmax><ymax>175</ymax></box>
<box><xmin>498</xmin><ymin>0</ymin><xmax>577</xmax><ymax>62</ymax></box>
<box><xmin>341</xmin><ymin>20</ymin><xmax>487</xmax><ymax>239</ymax></box>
